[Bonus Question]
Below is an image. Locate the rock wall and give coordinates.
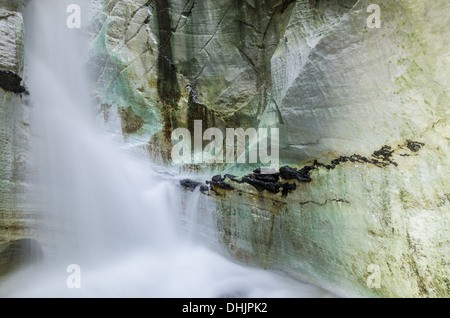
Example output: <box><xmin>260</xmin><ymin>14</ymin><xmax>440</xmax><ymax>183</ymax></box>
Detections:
<box><xmin>0</xmin><ymin>0</ymin><xmax>445</xmax><ymax>296</ymax></box>
<box><xmin>89</xmin><ymin>0</ymin><xmax>449</xmax><ymax>166</ymax></box>
<box><xmin>89</xmin><ymin>0</ymin><xmax>356</xmax><ymax>165</ymax></box>
<box><xmin>195</xmin><ymin>137</ymin><xmax>448</xmax><ymax>297</ymax></box>
<box><xmin>89</xmin><ymin>0</ymin><xmax>449</xmax><ymax>297</ymax></box>
<box><xmin>262</xmin><ymin>0</ymin><xmax>450</xmax><ymax>162</ymax></box>
<box><xmin>0</xmin><ymin>0</ymin><xmax>39</xmax><ymax>275</ymax></box>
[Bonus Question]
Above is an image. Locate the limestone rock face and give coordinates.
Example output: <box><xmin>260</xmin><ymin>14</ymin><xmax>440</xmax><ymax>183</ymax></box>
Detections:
<box><xmin>200</xmin><ymin>137</ymin><xmax>449</xmax><ymax>297</ymax></box>
<box><xmin>262</xmin><ymin>0</ymin><xmax>450</xmax><ymax>161</ymax></box>
<box><xmin>90</xmin><ymin>0</ymin><xmax>449</xmax><ymax>164</ymax></box>
<box><xmin>90</xmin><ymin>0</ymin><xmax>449</xmax><ymax>297</ymax></box>
<box><xmin>90</xmin><ymin>0</ymin><xmax>347</xmax><ymax>162</ymax></box>
<box><xmin>0</xmin><ymin>0</ymin><xmax>34</xmax><ymax>274</ymax></box>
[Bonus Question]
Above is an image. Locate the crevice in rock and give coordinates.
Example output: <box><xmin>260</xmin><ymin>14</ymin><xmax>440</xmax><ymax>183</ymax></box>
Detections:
<box><xmin>238</xmin><ymin>20</ymin><xmax>263</xmax><ymax>35</ymax></box>
<box><xmin>174</xmin><ymin>0</ymin><xmax>196</xmax><ymax>30</ymax></box>
<box><xmin>123</xmin><ymin>1</ymin><xmax>154</xmax><ymax>45</ymax></box>
<box><xmin>198</xmin><ymin>4</ymin><xmax>233</xmax><ymax>54</ymax></box>
<box><xmin>229</xmin><ymin>40</ymin><xmax>258</xmax><ymax>73</ymax></box>
<box><xmin>299</xmin><ymin>198</ymin><xmax>351</xmax><ymax>206</ymax></box>
<box><xmin>0</xmin><ymin>12</ymin><xmax>16</xmax><ymax>20</ymax></box>
<box><xmin>272</xmin><ymin>0</ymin><xmax>297</xmax><ymax>15</ymax></box>
<box><xmin>337</xmin><ymin>0</ymin><xmax>358</xmax><ymax>9</ymax></box>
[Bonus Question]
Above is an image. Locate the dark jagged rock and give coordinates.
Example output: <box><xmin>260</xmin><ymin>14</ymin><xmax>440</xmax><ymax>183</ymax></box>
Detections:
<box><xmin>251</xmin><ymin>169</ymin><xmax>280</xmax><ymax>183</ymax></box>
<box><xmin>0</xmin><ymin>70</ymin><xmax>26</xmax><ymax>94</ymax></box>
<box><xmin>240</xmin><ymin>169</ymin><xmax>283</xmax><ymax>193</ymax></box>
<box><xmin>253</xmin><ymin>172</ymin><xmax>279</xmax><ymax>183</ymax></box>
<box><xmin>242</xmin><ymin>176</ymin><xmax>282</xmax><ymax>194</ymax></box>
<box><xmin>281</xmin><ymin>182</ymin><xmax>297</xmax><ymax>196</ymax></box>
<box><xmin>350</xmin><ymin>154</ymin><xmax>370</xmax><ymax>163</ymax></box>
<box><xmin>212</xmin><ymin>175</ymin><xmax>224</xmax><ymax>182</ymax></box>
<box><xmin>279</xmin><ymin>165</ymin><xmax>314</xmax><ymax>182</ymax></box>
<box><xmin>297</xmin><ymin>165</ymin><xmax>316</xmax><ymax>180</ymax></box>
<box><xmin>370</xmin><ymin>145</ymin><xmax>398</xmax><ymax>167</ymax></box>
<box><xmin>180</xmin><ymin>178</ymin><xmax>200</xmax><ymax>190</ymax></box>
<box><xmin>372</xmin><ymin>145</ymin><xmax>394</xmax><ymax>161</ymax></box>
<box><xmin>180</xmin><ymin>179</ymin><xmax>209</xmax><ymax>193</ymax></box>
<box><xmin>278</xmin><ymin>143</ymin><xmax>413</xmax><ymax>186</ymax></box>
<box><xmin>191</xmin><ymin>140</ymin><xmax>424</xmax><ymax>197</ymax></box>
<box><xmin>279</xmin><ymin>166</ymin><xmax>298</xmax><ymax>180</ymax></box>
<box><xmin>206</xmin><ymin>175</ymin><xmax>234</xmax><ymax>190</ymax></box>
<box><xmin>312</xmin><ymin>146</ymin><xmax>398</xmax><ymax>170</ymax></box>
<box><xmin>406</xmin><ymin>140</ymin><xmax>425</xmax><ymax>152</ymax></box>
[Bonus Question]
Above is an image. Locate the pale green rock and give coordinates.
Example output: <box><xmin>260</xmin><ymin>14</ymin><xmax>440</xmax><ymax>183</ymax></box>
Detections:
<box><xmin>203</xmin><ymin>134</ymin><xmax>449</xmax><ymax>297</ymax></box>
<box><xmin>88</xmin><ymin>0</ymin><xmax>449</xmax><ymax>297</ymax></box>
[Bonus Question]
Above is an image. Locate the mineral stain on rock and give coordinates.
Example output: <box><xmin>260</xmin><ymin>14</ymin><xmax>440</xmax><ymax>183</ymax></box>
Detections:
<box><xmin>118</xmin><ymin>106</ymin><xmax>144</xmax><ymax>134</ymax></box>
<box><xmin>147</xmin><ymin>0</ymin><xmax>182</xmax><ymax>164</ymax></box>
<box><xmin>154</xmin><ymin>0</ymin><xmax>181</xmax><ymax>142</ymax></box>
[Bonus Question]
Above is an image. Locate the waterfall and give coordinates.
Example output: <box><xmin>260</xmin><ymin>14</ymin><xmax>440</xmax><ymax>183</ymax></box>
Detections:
<box><xmin>0</xmin><ymin>0</ymin><xmax>336</xmax><ymax>297</ymax></box>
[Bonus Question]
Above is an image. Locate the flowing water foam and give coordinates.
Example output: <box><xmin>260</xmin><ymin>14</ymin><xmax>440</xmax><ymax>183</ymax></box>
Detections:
<box><xmin>0</xmin><ymin>0</ymin><xmax>336</xmax><ymax>297</ymax></box>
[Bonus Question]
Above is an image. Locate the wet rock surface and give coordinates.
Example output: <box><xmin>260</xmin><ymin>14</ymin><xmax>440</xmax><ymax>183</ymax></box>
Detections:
<box><xmin>180</xmin><ymin>178</ymin><xmax>209</xmax><ymax>193</ymax></box>
<box><xmin>206</xmin><ymin>175</ymin><xmax>234</xmax><ymax>191</ymax></box>
<box><xmin>0</xmin><ymin>0</ymin><xmax>445</xmax><ymax>298</ymax></box>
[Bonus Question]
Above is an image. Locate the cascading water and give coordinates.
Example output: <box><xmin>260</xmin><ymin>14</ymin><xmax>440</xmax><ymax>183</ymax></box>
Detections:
<box><xmin>0</xmin><ymin>0</ymin><xmax>336</xmax><ymax>297</ymax></box>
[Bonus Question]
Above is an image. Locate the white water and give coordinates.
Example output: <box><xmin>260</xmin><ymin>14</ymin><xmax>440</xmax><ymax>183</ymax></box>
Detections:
<box><xmin>0</xmin><ymin>0</ymin><xmax>336</xmax><ymax>297</ymax></box>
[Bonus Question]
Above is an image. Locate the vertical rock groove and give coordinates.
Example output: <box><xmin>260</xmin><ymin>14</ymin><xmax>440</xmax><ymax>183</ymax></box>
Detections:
<box><xmin>154</xmin><ymin>0</ymin><xmax>180</xmax><ymax>159</ymax></box>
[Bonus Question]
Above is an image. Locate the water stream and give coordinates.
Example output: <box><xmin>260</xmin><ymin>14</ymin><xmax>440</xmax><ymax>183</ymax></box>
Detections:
<box><xmin>0</xmin><ymin>0</ymin><xmax>336</xmax><ymax>298</ymax></box>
